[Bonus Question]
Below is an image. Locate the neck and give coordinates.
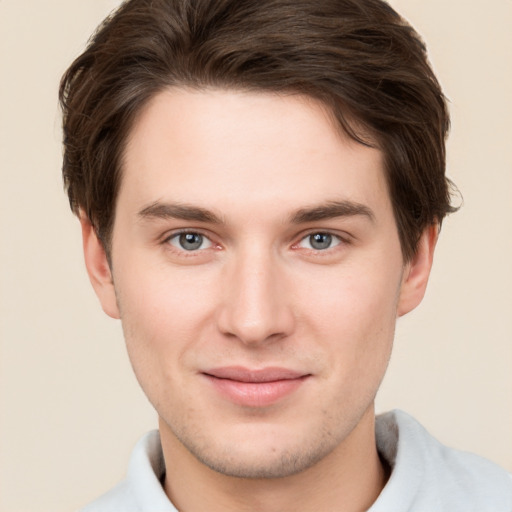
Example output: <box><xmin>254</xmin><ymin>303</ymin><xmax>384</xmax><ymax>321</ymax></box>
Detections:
<box><xmin>160</xmin><ymin>407</ymin><xmax>389</xmax><ymax>512</ymax></box>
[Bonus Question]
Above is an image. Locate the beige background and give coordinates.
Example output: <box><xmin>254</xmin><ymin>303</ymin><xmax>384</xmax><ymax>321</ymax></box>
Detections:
<box><xmin>1</xmin><ymin>1</ymin><xmax>511</xmax><ymax>511</ymax></box>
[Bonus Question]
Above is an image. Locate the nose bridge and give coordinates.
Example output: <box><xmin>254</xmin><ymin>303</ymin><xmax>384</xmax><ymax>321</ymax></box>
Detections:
<box><xmin>217</xmin><ymin>241</ymin><xmax>293</xmax><ymax>345</ymax></box>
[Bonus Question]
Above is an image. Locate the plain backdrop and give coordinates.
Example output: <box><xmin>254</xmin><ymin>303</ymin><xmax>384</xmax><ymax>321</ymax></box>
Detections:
<box><xmin>1</xmin><ymin>1</ymin><xmax>511</xmax><ymax>511</ymax></box>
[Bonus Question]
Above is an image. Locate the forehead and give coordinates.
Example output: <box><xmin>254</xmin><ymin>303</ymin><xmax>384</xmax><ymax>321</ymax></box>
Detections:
<box><xmin>119</xmin><ymin>88</ymin><xmax>390</xmax><ymax>221</ymax></box>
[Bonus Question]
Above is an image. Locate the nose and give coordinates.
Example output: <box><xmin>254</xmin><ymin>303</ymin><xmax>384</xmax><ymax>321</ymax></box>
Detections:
<box><xmin>216</xmin><ymin>247</ymin><xmax>295</xmax><ymax>346</ymax></box>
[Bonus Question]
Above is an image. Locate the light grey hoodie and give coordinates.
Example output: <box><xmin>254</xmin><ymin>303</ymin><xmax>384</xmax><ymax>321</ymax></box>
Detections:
<box><xmin>79</xmin><ymin>410</ymin><xmax>512</xmax><ymax>512</ymax></box>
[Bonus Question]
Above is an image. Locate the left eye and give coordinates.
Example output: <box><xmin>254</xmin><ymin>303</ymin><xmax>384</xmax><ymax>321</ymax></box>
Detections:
<box><xmin>168</xmin><ymin>232</ymin><xmax>213</xmax><ymax>251</ymax></box>
<box><xmin>298</xmin><ymin>232</ymin><xmax>341</xmax><ymax>251</ymax></box>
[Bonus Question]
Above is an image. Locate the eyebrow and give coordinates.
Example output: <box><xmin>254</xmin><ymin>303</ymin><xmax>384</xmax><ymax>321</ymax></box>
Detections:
<box><xmin>137</xmin><ymin>199</ymin><xmax>375</xmax><ymax>226</ymax></box>
<box><xmin>138</xmin><ymin>202</ymin><xmax>224</xmax><ymax>224</ymax></box>
<box><xmin>290</xmin><ymin>200</ymin><xmax>375</xmax><ymax>224</ymax></box>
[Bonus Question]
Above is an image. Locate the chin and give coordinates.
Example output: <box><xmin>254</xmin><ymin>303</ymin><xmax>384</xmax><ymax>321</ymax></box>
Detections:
<box><xmin>196</xmin><ymin>447</ymin><xmax>329</xmax><ymax>479</ymax></box>
<box><xmin>177</xmin><ymin>426</ymin><xmax>338</xmax><ymax>479</ymax></box>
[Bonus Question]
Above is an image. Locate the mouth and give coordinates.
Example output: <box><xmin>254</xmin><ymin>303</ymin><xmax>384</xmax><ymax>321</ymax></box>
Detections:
<box><xmin>202</xmin><ymin>366</ymin><xmax>311</xmax><ymax>407</ymax></box>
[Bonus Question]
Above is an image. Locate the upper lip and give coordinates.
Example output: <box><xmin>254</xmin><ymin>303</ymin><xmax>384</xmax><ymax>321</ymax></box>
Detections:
<box><xmin>203</xmin><ymin>366</ymin><xmax>308</xmax><ymax>383</ymax></box>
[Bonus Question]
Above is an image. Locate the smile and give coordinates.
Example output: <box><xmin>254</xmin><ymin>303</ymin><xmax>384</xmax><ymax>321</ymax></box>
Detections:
<box><xmin>202</xmin><ymin>367</ymin><xmax>311</xmax><ymax>407</ymax></box>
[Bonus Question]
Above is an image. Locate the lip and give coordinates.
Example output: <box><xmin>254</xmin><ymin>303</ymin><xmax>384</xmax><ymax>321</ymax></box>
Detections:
<box><xmin>202</xmin><ymin>366</ymin><xmax>310</xmax><ymax>407</ymax></box>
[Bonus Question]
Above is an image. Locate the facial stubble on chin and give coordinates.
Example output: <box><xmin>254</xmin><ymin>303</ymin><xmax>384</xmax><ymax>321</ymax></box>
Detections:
<box><xmin>180</xmin><ymin>433</ymin><xmax>333</xmax><ymax>479</ymax></box>
<box><xmin>162</xmin><ymin>402</ymin><xmax>376</xmax><ymax>480</ymax></box>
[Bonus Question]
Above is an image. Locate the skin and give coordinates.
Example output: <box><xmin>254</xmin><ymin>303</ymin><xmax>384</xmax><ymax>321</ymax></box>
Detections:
<box><xmin>81</xmin><ymin>89</ymin><xmax>437</xmax><ymax>511</ymax></box>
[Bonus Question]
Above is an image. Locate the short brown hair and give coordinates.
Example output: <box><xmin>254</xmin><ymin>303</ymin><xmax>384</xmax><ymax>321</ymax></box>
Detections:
<box><xmin>60</xmin><ymin>0</ymin><xmax>457</xmax><ymax>261</ymax></box>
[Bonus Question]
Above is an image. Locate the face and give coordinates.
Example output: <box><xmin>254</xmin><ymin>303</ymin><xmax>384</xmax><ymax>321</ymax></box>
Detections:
<box><xmin>84</xmin><ymin>89</ymin><xmax>433</xmax><ymax>479</ymax></box>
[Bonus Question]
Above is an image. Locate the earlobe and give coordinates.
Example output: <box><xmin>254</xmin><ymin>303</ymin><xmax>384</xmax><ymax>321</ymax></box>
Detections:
<box><xmin>397</xmin><ymin>225</ymin><xmax>439</xmax><ymax>317</ymax></box>
<box><xmin>80</xmin><ymin>214</ymin><xmax>120</xmax><ymax>319</ymax></box>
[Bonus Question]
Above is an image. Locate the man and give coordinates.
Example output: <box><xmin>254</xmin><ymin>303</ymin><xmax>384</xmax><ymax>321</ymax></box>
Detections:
<box><xmin>59</xmin><ymin>0</ymin><xmax>512</xmax><ymax>510</ymax></box>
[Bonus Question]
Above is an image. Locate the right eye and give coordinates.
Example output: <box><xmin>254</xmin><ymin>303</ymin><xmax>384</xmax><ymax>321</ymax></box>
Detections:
<box><xmin>167</xmin><ymin>232</ymin><xmax>213</xmax><ymax>252</ymax></box>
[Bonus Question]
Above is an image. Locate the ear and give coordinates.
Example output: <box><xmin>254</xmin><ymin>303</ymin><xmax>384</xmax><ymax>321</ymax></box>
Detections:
<box><xmin>397</xmin><ymin>225</ymin><xmax>439</xmax><ymax>317</ymax></box>
<box><xmin>80</xmin><ymin>214</ymin><xmax>120</xmax><ymax>319</ymax></box>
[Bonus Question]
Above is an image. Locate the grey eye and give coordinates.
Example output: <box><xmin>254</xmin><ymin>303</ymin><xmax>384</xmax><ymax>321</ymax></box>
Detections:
<box><xmin>297</xmin><ymin>232</ymin><xmax>341</xmax><ymax>251</ymax></box>
<box><xmin>181</xmin><ymin>233</ymin><xmax>203</xmax><ymax>250</ymax></box>
<box><xmin>309</xmin><ymin>233</ymin><xmax>333</xmax><ymax>250</ymax></box>
<box><xmin>168</xmin><ymin>232</ymin><xmax>212</xmax><ymax>251</ymax></box>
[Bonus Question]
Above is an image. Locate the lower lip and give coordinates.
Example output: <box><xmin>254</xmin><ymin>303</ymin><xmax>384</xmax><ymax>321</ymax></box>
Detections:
<box><xmin>204</xmin><ymin>375</ymin><xmax>308</xmax><ymax>407</ymax></box>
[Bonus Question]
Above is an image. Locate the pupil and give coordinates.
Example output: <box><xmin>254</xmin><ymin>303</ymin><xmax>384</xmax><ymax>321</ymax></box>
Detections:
<box><xmin>180</xmin><ymin>233</ymin><xmax>202</xmax><ymax>250</ymax></box>
<box><xmin>310</xmin><ymin>233</ymin><xmax>332</xmax><ymax>250</ymax></box>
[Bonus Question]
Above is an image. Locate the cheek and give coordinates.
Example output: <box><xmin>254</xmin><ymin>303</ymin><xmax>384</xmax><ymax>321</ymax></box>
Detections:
<box><xmin>300</xmin><ymin>262</ymin><xmax>401</xmax><ymax>334</ymax></box>
<box><xmin>117</xmin><ymin>260</ymin><xmax>217</xmax><ymax>334</ymax></box>
<box><xmin>113</xmin><ymin>264</ymin><xmax>219</xmax><ymax>394</ymax></box>
<box><xmin>296</xmin><ymin>260</ymin><xmax>401</xmax><ymax>379</ymax></box>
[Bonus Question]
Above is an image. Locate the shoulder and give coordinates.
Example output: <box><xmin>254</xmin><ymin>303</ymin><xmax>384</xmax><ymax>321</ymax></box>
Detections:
<box><xmin>77</xmin><ymin>430</ymin><xmax>176</xmax><ymax>512</ymax></box>
<box><xmin>78</xmin><ymin>480</ymin><xmax>137</xmax><ymax>512</ymax></box>
<box><xmin>372</xmin><ymin>410</ymin><xmax>512</xmax><ymax>512</ymax></box>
